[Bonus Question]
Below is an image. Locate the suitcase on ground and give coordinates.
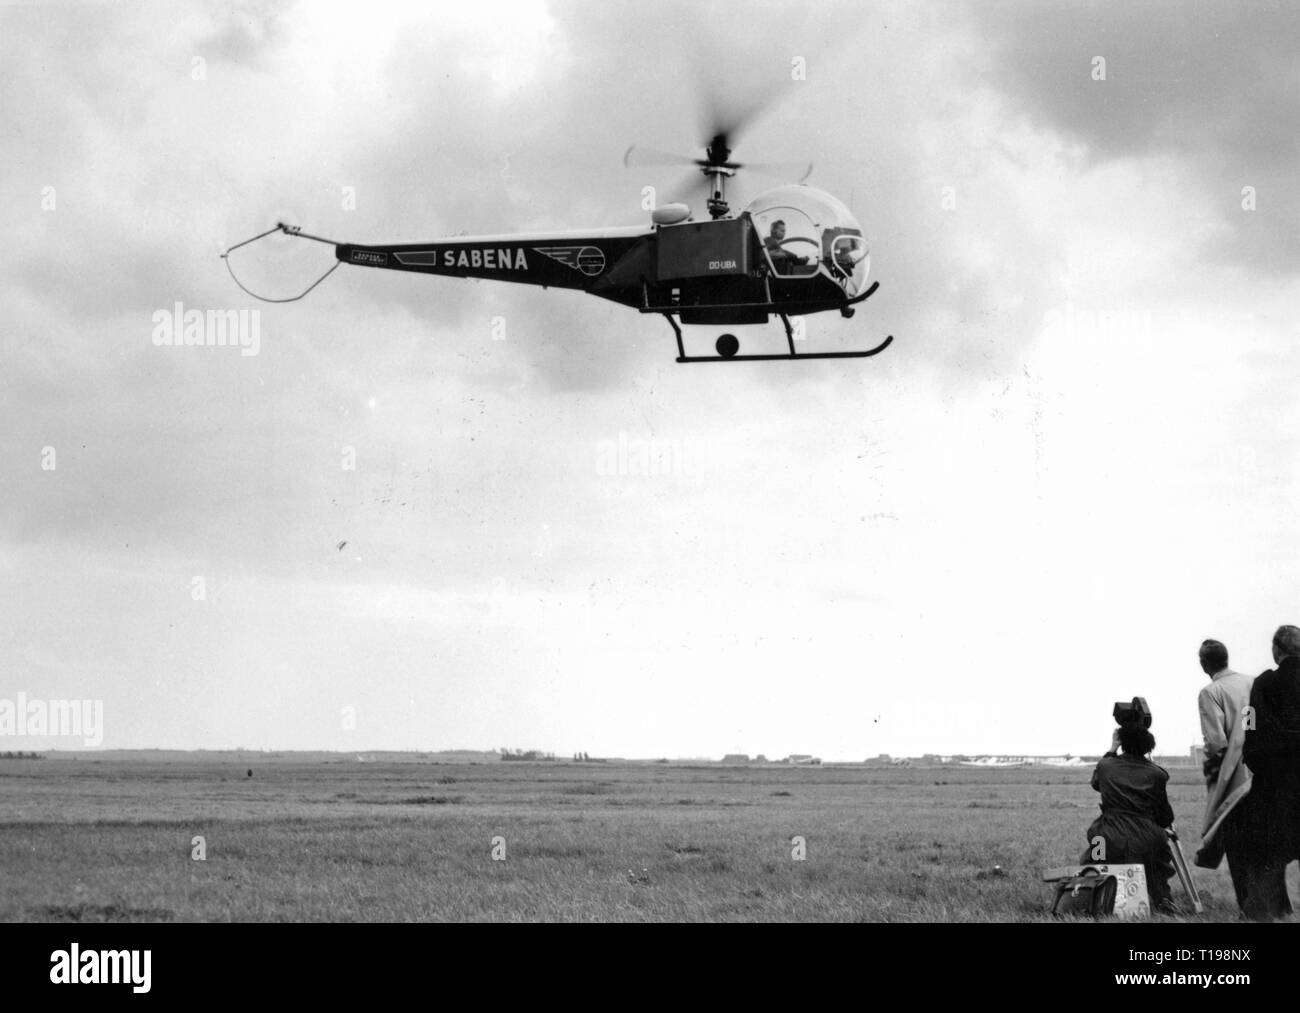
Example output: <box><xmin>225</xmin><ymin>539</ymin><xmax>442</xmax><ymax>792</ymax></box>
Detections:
<box><xmin>1051</xmin><ymin>867</ymin><xmax>1117</xmax><ymax>918</ymax></box>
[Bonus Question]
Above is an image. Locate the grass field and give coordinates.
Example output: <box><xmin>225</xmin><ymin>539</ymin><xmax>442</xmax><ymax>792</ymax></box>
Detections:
<box><xmin>1</xmin><ymin>756</ymin><xmax>1291</xmax><ymax>922</ymax></box>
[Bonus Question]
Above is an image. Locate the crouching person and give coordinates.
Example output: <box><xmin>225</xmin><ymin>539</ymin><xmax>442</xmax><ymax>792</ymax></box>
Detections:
<box><xmin>1082</xmin><ymin>724</ymin><xmax>1177</xmax><ymax>913</ymax></box>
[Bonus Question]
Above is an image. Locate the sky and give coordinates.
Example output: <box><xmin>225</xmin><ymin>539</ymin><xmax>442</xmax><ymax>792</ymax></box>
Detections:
<box><xmin>1</xmin><ymin>0</ymin><xmax>1297</xmax><ymax>759</ymax></box>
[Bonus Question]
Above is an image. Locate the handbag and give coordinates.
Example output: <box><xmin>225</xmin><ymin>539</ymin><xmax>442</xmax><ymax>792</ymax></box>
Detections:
<box><xmin>1051</xmin><ymin>866</ymin><xmax>1117</xmax><ymax>918</ymax></box>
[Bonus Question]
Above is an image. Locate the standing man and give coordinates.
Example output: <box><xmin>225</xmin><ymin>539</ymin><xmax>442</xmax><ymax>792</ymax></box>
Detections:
<box><xmin>1193</xmin><ymin>639</ymin><xmax>1258</xmax><ymax>916</ymax></box>
<box><xmin>1242</xmin><ymin>625</ymin><xmax>1300</xmax><ymax>920</ymax></box>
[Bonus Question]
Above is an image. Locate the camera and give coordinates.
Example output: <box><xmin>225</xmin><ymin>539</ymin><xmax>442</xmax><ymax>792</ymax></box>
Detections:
<box><xmin>1113</xmin><ymin>696</ymin><xmax>1152</xmax><ymax>729</ymax></box>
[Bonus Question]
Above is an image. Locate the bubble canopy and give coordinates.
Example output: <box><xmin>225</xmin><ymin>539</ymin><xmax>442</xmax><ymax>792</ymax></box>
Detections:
<box><xmin>744</xmin><ymin>184</ymin><xmax>870</xmax><ymax>295</ymax></box>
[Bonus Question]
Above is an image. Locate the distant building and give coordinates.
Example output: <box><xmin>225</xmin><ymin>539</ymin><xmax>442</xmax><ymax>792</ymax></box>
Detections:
<box><xmin>754</xmin><ymin>754</ymin><xmax>769</xmax><ymax>763</ymax></box>
<box><xmin>721</xmin><ymin>753</ymin><xmax>750</xmax><ymax>764</ymax></box>
<box><xmin>785</xmin><ymin>754</ymin><xmax>822</xmax><ymax>765</ymax></box>
<box><xmin>1190</xmin><ymin>745</ymin><xmax>1205</xmax><ymax>768</ymax></box>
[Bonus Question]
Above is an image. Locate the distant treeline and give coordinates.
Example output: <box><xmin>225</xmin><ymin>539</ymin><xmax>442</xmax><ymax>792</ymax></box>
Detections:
<box><xmin>499</xmin><ymin>748</ymin><xmax>555</xmax><ymax>761</ymax></box>
<box><xmin>0</xmin><ymin>751</ymin><xmax>44</xmax><ymax>760</ymax></box>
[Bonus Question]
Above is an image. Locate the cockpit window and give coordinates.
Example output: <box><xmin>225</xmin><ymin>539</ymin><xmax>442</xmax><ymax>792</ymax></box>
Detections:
<box><xmin>821</xmin><ymin>228</ymin><xmax>869</xmax><ymax>295</ymax></box>
<box><xmin>830</xmin><ymin>234</ymin><xmax>867</xmax><ymax>280</ymax></box>
<box><xmin>832</xmin><ymin>234</ymin><xmax>867</xmax><ymax>270</ymax></box>
<box><xmin>743</xmin><ymin>185</ymin><xmax>871</xmax><ymax>294</ymax></box>
<box><xmin>753</xmin><ymin>208</ymin><xmax>821</xmax><ymax>278</ymax></box>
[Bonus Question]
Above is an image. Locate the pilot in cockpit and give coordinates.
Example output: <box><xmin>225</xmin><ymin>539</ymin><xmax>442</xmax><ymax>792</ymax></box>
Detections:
<box><xmin>763</xmin><ymin>220</ymin><xmax>809</xmax><ymax>275</ymax></box>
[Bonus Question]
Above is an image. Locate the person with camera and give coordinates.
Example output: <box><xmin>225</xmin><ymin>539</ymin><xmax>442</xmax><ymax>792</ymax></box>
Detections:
<box><xmin>1241</xmin><ymin>624</ymin><xmax>1300</xmax><ymax>920</ymax></box>
<box><xmin>1084</xmin><ymin>717</ymin><xmax>1178</xmax><ymax>913</ymax></box>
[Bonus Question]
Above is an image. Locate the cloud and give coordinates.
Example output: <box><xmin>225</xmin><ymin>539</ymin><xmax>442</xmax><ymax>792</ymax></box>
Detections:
<box><xmin>196</xmin><ymin>0</ymin><xmax>291</xmax><ymax>70</ymax></box>
<box><xmin>2</xmin><ymin>0</ymin><xmax>1298</xmax><ymax>755</ymax></box>
<box><xmin>958</xmin><ymin>1</ymin><xmax>1300</xmax><ymax>273</ymax></box>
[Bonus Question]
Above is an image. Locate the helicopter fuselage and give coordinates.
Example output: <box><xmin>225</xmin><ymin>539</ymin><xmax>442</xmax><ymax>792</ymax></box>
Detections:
<box><xmin>336</xmin><ymin>211</ymin><xmax>864</xmax><ymax>325</ymax></box>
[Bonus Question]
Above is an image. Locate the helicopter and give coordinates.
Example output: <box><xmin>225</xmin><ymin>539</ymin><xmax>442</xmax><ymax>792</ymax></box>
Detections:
<box><xmin>223</xmin><ymin>130</ymin><xmax>893</xmax><ymax>364</ymax></box>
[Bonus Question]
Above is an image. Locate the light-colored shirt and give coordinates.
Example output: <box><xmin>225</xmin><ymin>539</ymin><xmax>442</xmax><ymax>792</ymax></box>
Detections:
<box><xmin>1198</xmin><ymin>667</ymin><xmax>1254</xmax><ymax>759</ymax></box>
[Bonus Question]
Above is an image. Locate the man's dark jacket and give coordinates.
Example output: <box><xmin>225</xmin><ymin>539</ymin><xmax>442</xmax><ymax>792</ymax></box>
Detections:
<box><xmin>1244</xmin><ymin>655</ymin><xmax>1300</xmax><ymax>861</ymax></box>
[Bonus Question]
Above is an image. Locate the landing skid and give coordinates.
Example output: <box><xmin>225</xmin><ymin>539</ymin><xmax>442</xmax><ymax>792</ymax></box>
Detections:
<box><xmin>664</xmin><ymin>311</ymin><xmax>893</xmax><ymax>364</ymax></box>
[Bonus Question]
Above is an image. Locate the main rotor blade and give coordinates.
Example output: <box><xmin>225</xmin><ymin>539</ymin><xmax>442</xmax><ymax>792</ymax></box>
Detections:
<box><xmin>661</xmin><ymin>169</ymin><xmax>711</xmax><ymax>208</ymax></box>
<box><xmin>695</xmin><ymin>64</ymin><xmax>792</xmax><ymax>158</ymax></box>
<box><xmin>740</xmin><ymin>160</ymin><xmax>814</xmax><ymax>183</ymax></box>
<box><xmin>623</xmin><ymin>145</ymin><xmax>701</xmax><ymax>169</ymax></box>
